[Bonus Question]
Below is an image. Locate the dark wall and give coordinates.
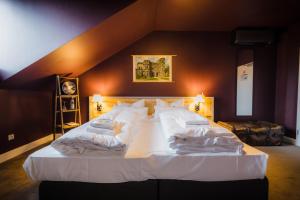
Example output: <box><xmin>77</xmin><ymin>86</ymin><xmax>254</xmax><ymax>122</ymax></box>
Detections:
<box><xmin>275</xmin><ymin>24</ymin><xmax>300</xmax><ymax>138</ymax></box>
<box><xmin>0</xmin><ymin>90</ymin><xmax>52</xmax><ymax>154</ymax></box>
<box><xmin>80</xmin><ymin>31</ymin><xmax>277</xmax><ymax>123</ymax></box>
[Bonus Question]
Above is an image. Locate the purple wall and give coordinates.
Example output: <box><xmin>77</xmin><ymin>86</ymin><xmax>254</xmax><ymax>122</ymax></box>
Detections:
<box><xmin>80</xmin><ymin>31</ymin><xmax>277</xmax><ymax>123</ymax></box>
<box><xmin>0</xmin><ymin>0</ymin><xmax>134</xmax><ymax>154</ymax></box>
<box><xmin>275</xmin><ymin>23</ymin><xmax>300</xmax><ymax>138</ymax></box>
<box><xmin>0</xmin><ymin>90</ymin><xmax>52</xmax><ymax>154</ymax></box>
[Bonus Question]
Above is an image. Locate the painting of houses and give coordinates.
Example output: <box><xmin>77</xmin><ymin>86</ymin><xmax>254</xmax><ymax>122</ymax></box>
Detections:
<box><xmin>132</xmin><ymin>55</ymin><xmax>173</xmax><ymax>82</ymax></box>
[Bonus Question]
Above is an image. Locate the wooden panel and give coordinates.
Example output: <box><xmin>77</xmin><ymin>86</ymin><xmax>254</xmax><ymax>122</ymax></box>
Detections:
<box><xmin>89</xmin><ymin>96</ymin><xmax>214</xmax><ymax>121</ymax></box>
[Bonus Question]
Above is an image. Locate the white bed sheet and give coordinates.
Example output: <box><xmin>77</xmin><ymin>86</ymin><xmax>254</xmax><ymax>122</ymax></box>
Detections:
<box><xmin>23</xmin><ymin>119</ymin><xmax>268</xmax><ymax>183</ymax></box>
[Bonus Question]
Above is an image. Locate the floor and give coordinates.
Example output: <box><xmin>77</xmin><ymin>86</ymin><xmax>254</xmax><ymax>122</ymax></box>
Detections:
<box><xmin>0</xmin><ymin>144</ymin><xmax>299</xmax><ymax>200</ymax></box>
<box><xmin>257</xmin><ymin>145</ymin><xmax>300</xmax><ymax>200</ymax></box>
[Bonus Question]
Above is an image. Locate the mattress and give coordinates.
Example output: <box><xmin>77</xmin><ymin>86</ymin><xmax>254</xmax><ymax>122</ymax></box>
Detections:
<box><xmin>23</xmin><ymin>119</ymin><xmax>268</xmax><ymax>183</ymax></box>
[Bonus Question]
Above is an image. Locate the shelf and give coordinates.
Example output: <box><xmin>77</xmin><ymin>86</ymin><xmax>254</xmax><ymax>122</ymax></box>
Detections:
<box><xmin>57</xmin><ymin>95</ymin><xmax>78</xmax><ymax>98</ymax></box>
<box><xmin>59</xmin><ymin>77</ymin><xmax>77</xmax><ymax>80</ymax></box>
<box><xmin>57</xmin><ymin>123</ymin><xmax>80</xmax><ymax>129</ymax></box>
<box><xmin>54</xmin><ymin>75</ymin><xmax>81</xmax><ymax>137</ymax></box>
<box><xmin>56</xmin><ymin>109</ymin><xmax>79</xmax><ymax>113</ymax></box>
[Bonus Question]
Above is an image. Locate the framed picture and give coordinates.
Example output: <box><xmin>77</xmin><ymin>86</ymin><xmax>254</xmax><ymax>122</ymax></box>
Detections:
<box><xmin>132</xmin><ymin>55</ymin><xmax>174</xmax><ymax>82</ymax></box>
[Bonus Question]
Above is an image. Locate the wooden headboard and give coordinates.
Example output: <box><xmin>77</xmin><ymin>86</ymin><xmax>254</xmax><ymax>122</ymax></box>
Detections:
<box><xmin>89</xmin><ymin>96</ymin><xmax>214</xmax><ymax>121</ymax></box>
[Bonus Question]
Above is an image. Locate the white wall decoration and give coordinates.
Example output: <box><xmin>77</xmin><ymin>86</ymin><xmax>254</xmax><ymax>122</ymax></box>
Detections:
<box><xmin>236</xmin><ymin>62</ymin><xmax>253</xmax><ymax>116</ymax></box>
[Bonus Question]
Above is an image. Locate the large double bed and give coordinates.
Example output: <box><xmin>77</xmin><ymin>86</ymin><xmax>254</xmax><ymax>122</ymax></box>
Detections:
<box><xmin>24</xmin><ymin>97</ymin><xmax>269</xmax><ymax>200</ymax></box>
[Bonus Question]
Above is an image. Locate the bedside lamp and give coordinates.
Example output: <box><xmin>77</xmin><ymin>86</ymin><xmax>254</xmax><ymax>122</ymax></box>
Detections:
<box><xmin>93</xmin><ymin>94</ymin><xmax>103</xmax><ymax>111</ymax></box>
<box><xmin>194</xmin><ymin>93</ymin><xmax>205</xmax><ymax>112</ymax></box>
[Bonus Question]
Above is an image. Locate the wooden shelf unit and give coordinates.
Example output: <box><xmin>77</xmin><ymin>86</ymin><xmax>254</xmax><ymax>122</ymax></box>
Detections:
<box><xmin>57</xmin><ymin>95</ymin><xmax>79</xmax><ymax>98</ymax></box>
<box><xmin>53</xmin><ymin>75</ymin><xmax>81</xmax><ymax>140</ymax></box>
<box><xmin>56</xmin><ymin>109</ymin><xmax>80</xmax><ymax>113</ymax></box>
<box><xmin>57</xmin><ymin>123</ymin><xmax>80</xmax><ymax>129</ymax></box>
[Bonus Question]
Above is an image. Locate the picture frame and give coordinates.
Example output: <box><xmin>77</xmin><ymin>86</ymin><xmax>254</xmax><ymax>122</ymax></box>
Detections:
<box><xmin>132</xmin><ymin>55</ymin><xmax>175</xmax><ymax>82</ymax></box>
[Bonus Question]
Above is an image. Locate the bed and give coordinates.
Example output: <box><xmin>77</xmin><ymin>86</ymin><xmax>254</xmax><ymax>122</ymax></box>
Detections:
<box><xmin>24</xmin><ymin>96</ymin><xmax>269</xmax><ymax>200</ymax></box>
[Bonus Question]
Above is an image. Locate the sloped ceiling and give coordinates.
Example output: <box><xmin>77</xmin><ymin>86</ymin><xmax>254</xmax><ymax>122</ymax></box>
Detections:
<box><xmin>0</xmin><ymin>0</ymin><xmax>134</xmax><ymax>81</ymax></box>
<box><xmin>2</xmin><ymin>0</ymin><xmax>157</xmax><ymax>88</ymax></box>
<box><xmin>1</xmin><ymin>0</ymin><xmax>300</xmax><ymax>88</ymax></box>
<box><xmin>155</xmin><ymin>0</ymin><xmax>300</xmax><ymax>31</ymax></box>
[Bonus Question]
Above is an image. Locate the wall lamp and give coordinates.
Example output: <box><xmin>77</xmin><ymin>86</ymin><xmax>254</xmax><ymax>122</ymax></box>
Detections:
<box><xmin>194</xmin><ymin>93</ymin><xmax>205</xmax><ymax>112</ymax></box>
<box><xmin>93</xmin><ymin>94</ymin><xmax>103</xmax><ymax>111</ymax></box>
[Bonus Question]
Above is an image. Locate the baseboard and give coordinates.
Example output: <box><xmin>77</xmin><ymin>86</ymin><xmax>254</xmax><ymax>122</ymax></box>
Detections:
<box><xmin>0</xmin><ymin>134</ymin><xmax>54</xmax><ymax>164</ymax></box>
<box><xmin>283</xmin><ymin>136</ymin><xmax>296</xmax><ymax>145</ymax></box>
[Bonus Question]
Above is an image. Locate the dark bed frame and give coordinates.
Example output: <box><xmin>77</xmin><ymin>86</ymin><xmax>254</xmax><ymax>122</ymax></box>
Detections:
<box><xmin>39</xmin><ymin>177</ymin><xmax>268</xmax><ymax>200</ymax></box>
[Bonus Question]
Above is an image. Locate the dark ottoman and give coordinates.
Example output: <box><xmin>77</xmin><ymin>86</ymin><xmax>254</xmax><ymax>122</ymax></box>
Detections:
<box><xmin>217</xmin><ymin>121</ymin><xmax>284</xmax><ymax>146</ymax></box>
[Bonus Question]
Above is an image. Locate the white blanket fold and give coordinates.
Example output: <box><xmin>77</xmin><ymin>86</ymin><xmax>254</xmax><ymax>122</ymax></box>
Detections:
<box><xmin>176</xmin><ymin>117</ymin><xmax>209</xmax><ymax>127</ymax></box>
<box><xmin>160</xmin><ymin>111</ymin><xmax>244</xmax><ymax>155</ymax></box>
<box><xmin>51</xmin><ymin>130</ymin><xmax>127</xmax><ymax>155</ymax></box>
<box><xmin>87</xmin><ymin>119</ymin><xmax>124</xmax><ymax>136</ymax></box>
<box><xmin>51</xmin><ymin>108</ymin><xmax>141</xmax><ymax>155</ymax></box>
<box><xmin>90</xmin><ymin>119</ymin><xmax>114</xmax><ymax>130</ymax></box>
<box><xmin>160</xmin><ymin>109</ymin><xmax>209</xmax><ymax>128</ymax></box>
<box><xmin>86</xmin><ymin>126</ymin><xmax>115</xmax><ymax>136</ymax></box>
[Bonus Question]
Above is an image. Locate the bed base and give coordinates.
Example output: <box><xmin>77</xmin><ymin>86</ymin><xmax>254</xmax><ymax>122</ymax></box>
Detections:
<box><xmin>39</xmin><ymin>177</ymin><xmax>268</xmax><ymax>200</ymax></box>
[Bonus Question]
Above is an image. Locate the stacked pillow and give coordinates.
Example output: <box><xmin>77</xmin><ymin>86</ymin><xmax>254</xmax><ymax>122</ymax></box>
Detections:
<box><xmin>115</xmin><ymin>99</ymin><xmax>148</xmax><ymax>119</ymax></box>
<box><xmin>102</xmin><ymin>98</ymin><xmax>190</xmax><ymax>120</ymax></box>
<box><xmin>117</xmin><ymin>99</ymin><xmax>145</xmax><ymax>108</ymax></box>
<box><xmin>153</xmin><ymin>98</ymin><xmax>188</xmax><ymax>119</ymax></box>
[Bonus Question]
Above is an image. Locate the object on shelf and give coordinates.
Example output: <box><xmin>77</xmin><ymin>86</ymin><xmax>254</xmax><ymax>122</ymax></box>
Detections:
<box><xmin>70</xmin><ymin>97</ymin><xmax>75</xmax><ymax>110</ymax></box>
<box><xmin>62</xmin><ymin>81</ymin><xmax>76</xmax><ymax>95</ymax></box>
<box><xmin>62</xmin><ymin>101</ymin><xmax>67</xmax><ymax>111</ymax></box>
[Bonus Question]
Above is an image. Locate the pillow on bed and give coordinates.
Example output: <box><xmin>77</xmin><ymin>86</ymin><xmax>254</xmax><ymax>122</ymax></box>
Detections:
<box><xmin>96</xmin><ymin>108</ymin><xmax>122</xmax><ymax>120</ymax></box>
<box><xmin>156</xmin><ymin>99</ymin><xmax>169</xmax><ymax>107</ymax></box>
<box><xmin>156</xmin><ymin>99</ymin><xmax>184</xmax><ymax>108</ymax></box>
<box><xmin>95</xmin><ymin>104</ymin><xmax>148</xmax><ymax>122</ymax></box>
<box><xmin>128</xmin><ymin>107</ymin><xmax>148</xmax><ymax>119</ymax></box>
<box><xmin>115</xmin><ymin>107</ymin><xmax>148</xmax><ymax>121</ymax></box>
<box><xmin>170</xmin><ymin>99</ymin><xmax>184</xmax><ymax>107</ymax></box>
<box><xmin>117</xmin><ymin>99</ymin><xmax>145</xmax><ymax>108</ymax></box>
<box><xmin>154</xmin><ymin>99</ymin><xmax>186</xmax><ymax>119</ymax></box>
<box><xmin>153</xmin><ymin>106</ymin><xmax>187</xmax><ymax>119</ymax></box>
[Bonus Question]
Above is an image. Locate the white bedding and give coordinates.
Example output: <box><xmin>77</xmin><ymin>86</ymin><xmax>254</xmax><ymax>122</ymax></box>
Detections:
<box><xmin>23</xmin><ymin>118</ymin><xmax>268</xmax><ymax>183</ymax></box>
<box><xmin>159</xmin><ymin>112</ymin><xmax>244</xmax><ymax>154</ymax></box>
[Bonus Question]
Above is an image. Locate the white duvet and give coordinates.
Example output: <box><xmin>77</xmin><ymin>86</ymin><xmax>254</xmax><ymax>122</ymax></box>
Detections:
<box><xmin>23</xmin><ymin>117</ymin><xmax>268</xmax><ymax>183</ymax></box>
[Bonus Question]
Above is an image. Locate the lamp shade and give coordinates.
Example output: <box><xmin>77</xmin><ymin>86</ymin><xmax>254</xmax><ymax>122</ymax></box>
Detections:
<box><xmin>195</xmin><ymin>94</ymin><xmax>205</xmax><ymax>104</ymax></box>
<box><xmin>93</xmin><ymin>94</ymin><xmax>103</xmax><ymax>102</ymax></box>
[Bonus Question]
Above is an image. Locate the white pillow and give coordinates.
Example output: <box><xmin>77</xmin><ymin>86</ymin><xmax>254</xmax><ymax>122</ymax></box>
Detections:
<box><xmin>156</xmin><ymin>99</ymin><xmax>169</xmax><ymax>107</ymax></box>
<box><xmin>153</xmin><ymin>106</ymin><xmax>187</xmax><ymax>119</ymax></box>
<box><xmin>96</xmin><ymin>108</ymin><xmax>122</xmax><ymax>120</ymax></box>
<box><xmin>131</xmin><ymin>99</ymin><xmax>145</xmax><ymax>107</ymax></box>
<box><xmin>115</xmin><ymin>107</ymin><xmax>148</xmax><ymax>121</ymax></box>
<box><xmin>117</xmin><ymin>99</ymin><xmax>145</xmax><ymax>108</ymax></box>
<box><xmin>170</xmin><ymin>99</ymin><xmax>184</xmax><ymax>107</ymax></box>
<box><xmin>154</xmin><ymin>99</ymin><xmax>186</xmax><ymax>119</ymax></box>
<box><xmin>127</xmin><ymin>107</ymin><xmax>148</xmax><ymax>119</ymax></box>
<box><xmin>156</xmin><ymin>99</ymin><xmax>184</xmax><ymax>108</ymax></box>
<box><xmin>115</xmin><ymin>110</ymin><xmax>136</xmax><ymax>124</ymax></box>
<box><xmin>116</xmin><ymin>102</ymin><xmax>130</xmax><ymax>107</ymax></box>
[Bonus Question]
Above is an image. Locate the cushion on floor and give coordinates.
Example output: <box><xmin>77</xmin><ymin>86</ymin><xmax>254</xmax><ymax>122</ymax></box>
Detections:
<box><xmin>217</xmin><ymin>121</ymin><xmax>284</xmax><ymax>146</ymax></box>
